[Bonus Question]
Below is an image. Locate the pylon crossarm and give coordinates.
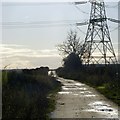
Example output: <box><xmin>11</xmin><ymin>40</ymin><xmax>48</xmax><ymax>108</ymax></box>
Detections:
<box><xmin>108</xmin><ymin>18</ymin><xmax>120</xmax><ymax>24</ymax></box>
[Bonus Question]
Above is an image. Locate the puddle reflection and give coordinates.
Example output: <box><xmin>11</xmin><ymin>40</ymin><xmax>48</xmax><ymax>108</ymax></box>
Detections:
<box><xmin>80</xmin><ymin>91</ymin><xmax>92</xmax><ymax>94</ymax></box>
<box><xmin>73</xmin><ymin>94</ymin><xmax>79</xmax><ymax>96</ymax></box>
<box><xmin>86</xmin><ymin>101</ymin><xmax>118</xmax><ymax>117</ymax></box>
<box><xmin>62</xmin><ymin>86</ymin><xmax>88</xmax><ymax>91</ymax></box>
<box><xmin>58</xmin><ymin>91</ymin><xmax>72</xmax><ymax>94</ymax></box>
<box><xmin>62</xmin><ymin>86</ymin><xmax>69</xmax><ymax>90</ymax></box>
<box><xmin>75</xmin><ymin>83</ymin><xmax>85</xmax><ymax>86</ymax></box>
<box><xmin>84</xmin><ymin>94</ymin><xmax>96</xmax><ymax>97</ymax></box>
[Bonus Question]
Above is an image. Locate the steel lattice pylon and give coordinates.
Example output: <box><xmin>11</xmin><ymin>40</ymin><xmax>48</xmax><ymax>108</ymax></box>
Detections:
<box><xmin>81</xmin><ymin>0</ymin><xmax>117</xmax><ymax>65</ymax></box>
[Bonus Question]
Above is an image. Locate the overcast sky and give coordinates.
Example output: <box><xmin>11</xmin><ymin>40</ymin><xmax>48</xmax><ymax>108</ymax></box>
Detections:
<box><xmin>0</xmin><ymin>0</ymin><xmax>119</xmax><ymax>69</ymax></box>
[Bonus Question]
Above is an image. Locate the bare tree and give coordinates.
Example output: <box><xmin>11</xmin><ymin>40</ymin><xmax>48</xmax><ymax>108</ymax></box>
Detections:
<box><xmin>57</xmin><ymin>30</ymin><xmax>82</xmax><ymax>56</ymax></box>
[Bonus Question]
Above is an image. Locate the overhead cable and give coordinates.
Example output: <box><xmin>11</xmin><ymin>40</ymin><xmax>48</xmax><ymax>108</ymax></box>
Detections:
<box><xmin>108</xmin><ymin>18</ymin><xmax>120</xmax><ymax>24</ymax></box>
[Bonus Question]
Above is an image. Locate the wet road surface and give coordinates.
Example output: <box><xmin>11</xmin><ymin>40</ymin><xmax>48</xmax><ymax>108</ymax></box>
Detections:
<box><xmin>50</xmin><ymin>77</ymin><xmax>119</xmax><ymax>119</ymax></box>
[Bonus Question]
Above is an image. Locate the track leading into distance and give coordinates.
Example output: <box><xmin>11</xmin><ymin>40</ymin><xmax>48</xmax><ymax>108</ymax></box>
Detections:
<box><xmin>50</xmin><ymin>78</ymin><xmax>119</xmax><ymax>119</ymax></box>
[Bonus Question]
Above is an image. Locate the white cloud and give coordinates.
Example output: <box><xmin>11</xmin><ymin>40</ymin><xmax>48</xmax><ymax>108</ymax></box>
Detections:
<box><xmin>0</xmin><ymin>44</ymin><xmax>62</xmax><ymax>69</ymax></box>
<box><xmin>0</xmin><ymin>44</ymin><xmax>25</xmax><ymax>47</ymax></box>
<box><xmin>0</xmin><ymin>44</ymin><xmax>59</xmax><ymax>58</ymax></box>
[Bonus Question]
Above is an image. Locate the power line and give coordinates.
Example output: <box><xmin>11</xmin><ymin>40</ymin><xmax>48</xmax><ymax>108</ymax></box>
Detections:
<box><xmin>3</xmin><ymin>2</ymin><xmax>72</xmax><ymax>6</ymax></box>
<box><xmin>3</xmin><ymin>17</ymin><xmax>119</xmax><ymax>26</ymax></box>
<box><xmin>68</xmin><ymin>23</ymin><xmax>86</xmax><ymax>35</ymax></box>
<box><xmin>76</xmin><ymin>27</ymin><xmax>86</xmax><ymax>34</ymax></box>
<box><xmin>105</xmin><ymin>4</ymin><xmax>118</xmax><ymax>8</ymax></box>
<box><xmin>74</xmin><ymin>5</ymin><xmax>89</xmax><ymax>15</ymax></box>
<box><xmin>2</xmin><ymin>24</ymin><xmax>75</xmax><ymax>28</ymax></box>
<box><xmin>3</xmin><ymin>1</ymin><xmax>89</xmax><ymax>6</ymax></box>
<box><xmin>2</xmin><ymin>20</ymin><xmax>78</xmax><ymax>25</ymax></box>
<box><xmin>2</xmin><ymin>20</ymin><xmax>89</xmax><ymax>28</ymax></box>
<box><xmin>110</xmin><ymin>25</ymin><xmax>120</xmax><ymax>32</ymax></box>
<box><xmin>74</xmin><ymin>1</ymin><xmax>88</xmax><ymax>5</ymax></box>
<box><xmin>76</xmin><ymin>21</ymin><xmax>89</xmax><ymax>26</ymax></box>
<box><xmin>2</xmin><ymin>22</ymin><xmax>77</xmax><ymax>28</ymax></box>
<box><xmin>108</xmin><ymin>18</ymin><xmax>120</xmax><ymax>24</ymax></box>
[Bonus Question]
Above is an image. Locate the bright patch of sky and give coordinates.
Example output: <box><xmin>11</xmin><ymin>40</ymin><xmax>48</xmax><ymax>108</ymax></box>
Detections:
<box><xmin>0</xmin><ymin>0</ymin><xmax>119</xmax><ymax>69</ymax></box>
<box><xmin>1</xmin><ymin>0</ymin><xmax>120</xmax><ymax>2</ymax></box>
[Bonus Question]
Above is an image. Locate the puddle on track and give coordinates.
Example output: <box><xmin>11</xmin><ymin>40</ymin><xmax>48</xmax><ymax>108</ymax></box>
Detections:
<box><xmin>80</xmin><ymin>91</ymin><xmax>92</xmax><ymax>94</ymax></box>
<box><xmin>83</xmin><ymin>101</ymin><xmax>118</xmax><ymax>117</ymax></box>
<box><xmin>54</xmin><ymin>78</ymin><xmax>119</xmax><ymax>118</ymax></box>
<box><xmin>58</xmin><ymin>91</ymin><xmax>72</xmax><ymax>95</ymax></box>
<box><xmin>62</xmin><ymin>86</ymin><xmax>88</xmax><ymax>91</ymax></box>
<box><xmin>74</xmin><ymin>83</ymin><xmax>85</xmax><ymax>86</ymax></box>
<box><xmin>84</xmin><ymin>94</ymin><xmax>96</xmax><ymax>97</ymax></box>
<box><xmin>73</xmin><ymin>94</ymin><xmax>79</xmax><ymax>96</ymax></box>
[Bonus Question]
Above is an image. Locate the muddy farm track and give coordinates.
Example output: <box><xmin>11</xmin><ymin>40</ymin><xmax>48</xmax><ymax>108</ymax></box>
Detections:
<box><xmin>50</xmin><ymin>78</ymin><xmax>119</xmax><ymax>119</ymax></box>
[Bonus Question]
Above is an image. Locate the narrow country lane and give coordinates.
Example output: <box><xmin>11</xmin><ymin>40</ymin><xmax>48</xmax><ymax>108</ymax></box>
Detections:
<box><xmin>50</xmin><ymin>77</ymin><xmax>119</xmax><ymax>119</ymax></box>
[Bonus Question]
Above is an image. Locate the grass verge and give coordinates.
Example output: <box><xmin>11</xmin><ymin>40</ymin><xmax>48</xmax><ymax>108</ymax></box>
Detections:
<box><xmin>2</xmin><ymin>68</ymin><xmax>61</xmax><ymax>120</ymax></box>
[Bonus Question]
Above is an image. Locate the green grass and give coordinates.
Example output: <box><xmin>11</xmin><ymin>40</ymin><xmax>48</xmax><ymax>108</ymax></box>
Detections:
<box><xmin>2</xmin><ymin>68</ymin><xmax>61</xmax><ymax>119</ymax></box>
<box><xmin>96</xmin><ymin>83</ymin><xmax>120</xmax><ymax>106</ymax></box>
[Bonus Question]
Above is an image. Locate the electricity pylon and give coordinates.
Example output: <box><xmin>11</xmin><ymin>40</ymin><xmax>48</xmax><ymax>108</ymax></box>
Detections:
<box><xmin>80</xmin><ymin>0</ymin><xmax>118</xmax><ymax>65</ymax></box>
